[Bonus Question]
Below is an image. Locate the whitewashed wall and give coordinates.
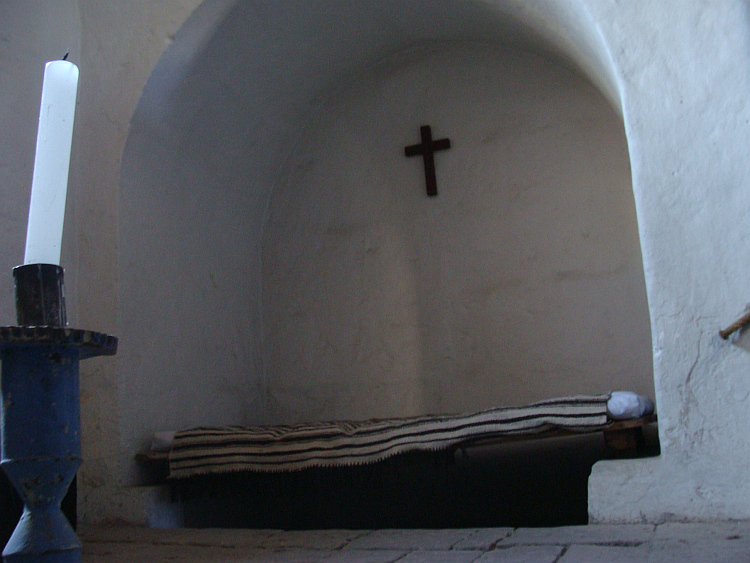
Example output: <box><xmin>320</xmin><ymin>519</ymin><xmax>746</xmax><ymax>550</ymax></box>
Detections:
<box><xmin>262</xmin><ymin>43</ymin><xmax>651</xmax><ymax>422</ymax></box>
<box><xmin>587</xmin><ymin>1</ymin><xmax>750</xmax><ymax>522</ymax></box>
<box><xmin>2</xmin><ymin>0</ymin><xmax>750</xmax><ymax>525</ymax></box>
<box><xmin>117</xmin><ymin>0</ymin><xmax>640</xmax><ymax>497</ymax></box>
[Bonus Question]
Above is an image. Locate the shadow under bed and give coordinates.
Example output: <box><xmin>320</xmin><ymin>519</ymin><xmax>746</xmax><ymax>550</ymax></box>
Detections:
<box><xmin>174</xmin><ymin>428</ymin><xmax>659</xmax><ymax>530</ymax></box>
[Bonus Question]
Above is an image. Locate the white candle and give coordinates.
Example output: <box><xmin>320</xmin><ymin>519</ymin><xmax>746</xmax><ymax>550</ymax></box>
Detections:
<box><xmin>23</xmin><ymin>60</ymin><xmax>79</xmax><ymax>266</ymax></box>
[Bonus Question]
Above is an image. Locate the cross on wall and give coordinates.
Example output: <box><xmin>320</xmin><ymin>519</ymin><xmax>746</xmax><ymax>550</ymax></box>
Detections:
<box><xmin>404</xmin><ymin>125</ymin><xmax>451</xmax><ymax>197</ymax></box>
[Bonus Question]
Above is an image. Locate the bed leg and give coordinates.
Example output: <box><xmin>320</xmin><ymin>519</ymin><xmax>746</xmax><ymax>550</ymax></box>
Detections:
<box><xmin>603</xmin><ymin>426</ymin><xmax>645</xmax><ymax>455</ymax></box>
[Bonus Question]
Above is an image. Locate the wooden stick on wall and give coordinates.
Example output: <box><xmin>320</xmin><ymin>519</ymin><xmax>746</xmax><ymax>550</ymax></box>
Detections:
<box><xmin>719</xmin><ymin>310</ymin><xmax>750</xmax><ymax>340</ymax></box>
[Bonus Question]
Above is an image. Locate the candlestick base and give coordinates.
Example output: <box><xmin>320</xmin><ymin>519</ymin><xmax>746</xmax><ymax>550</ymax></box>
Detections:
<box><xmin>0</xmin><ymin>327</ymin><xmax>116</xmax><ymax>563</ymax></box>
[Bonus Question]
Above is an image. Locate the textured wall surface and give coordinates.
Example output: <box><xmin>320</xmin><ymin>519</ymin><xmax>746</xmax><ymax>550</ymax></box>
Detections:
<box><xmin>586</xmin><ymin>0</ymin><xmax>750</xmax><ymax>522</ymax></box>
<box><xmin>263</xmin><ymin>43</ymin><xmax>651</xmax><ymax>422</ymax></box>
<box><xmin>2</xmin><ymin>0</ymin><xmax>750</xmax><ymax>525</ymax></box>
<box><xmin>116</xmin><ymin>0</ymin><xmax>638</xmax><ymax>495</ymax></box>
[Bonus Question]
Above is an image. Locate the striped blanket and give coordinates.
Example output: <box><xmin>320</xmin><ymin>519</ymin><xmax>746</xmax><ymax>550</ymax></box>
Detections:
<box><xmin>169</xmin><ymin>394</ymin><xmax>610</xmax><ymax>479</ymax></box>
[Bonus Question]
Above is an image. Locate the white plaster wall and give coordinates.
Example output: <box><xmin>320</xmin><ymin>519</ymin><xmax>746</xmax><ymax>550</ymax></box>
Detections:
<box><xmin>118</xmin><ymin>0</ymin><xmax>264</xmax><ymax>487</ymax></box>
<box><xmin>3</xmin><ymin>0</ymin><xmax>750</xmax><ymax>526</ymax></box>
<box><xmin>586</xmin><ymin>0</ymin><xmax>750</xmax><ymax>522</ymax></box>
<box><xmin>0</xmin><ymin>0</ymin><xmax>650</xmax><ymax>523</ymax></box>
<box><xmin>75</xmin><ymin>0</ymin><xmax>205</xmax><ymax>522</ymax></box>
<box><xmin>262</xmin><ymin>43</ymin><xmax>651</xmax><ymax>422</ymax></box>
<box><xmin>116</xmin><ymin>0</ymin><xmax>633</xmax><ymax>489</ymax></box>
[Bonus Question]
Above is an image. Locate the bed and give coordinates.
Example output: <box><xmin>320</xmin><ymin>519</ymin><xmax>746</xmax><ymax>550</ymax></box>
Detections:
<box><xmin>137</xmin><ymin>391</ymin><xmax>655</xmax><ymax>528</ymax></box>
<box><xmin>139</xmin><ymin>391</ymin><xmax>655</xmax><ymax>480</ymax></box>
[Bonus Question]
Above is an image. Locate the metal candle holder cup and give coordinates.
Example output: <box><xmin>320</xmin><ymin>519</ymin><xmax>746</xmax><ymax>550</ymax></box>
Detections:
<box><xmin>13</xmin><ymin>263</ymin><xmax>67</xmax><ymax>327</ymax></box>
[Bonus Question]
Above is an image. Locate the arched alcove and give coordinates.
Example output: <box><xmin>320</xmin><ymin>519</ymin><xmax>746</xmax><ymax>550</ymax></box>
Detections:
<box><xmin>263</xmin><ymin>41</ymin><xmax>653</xmax><ymax>422</ymax></box>
<box><xmin>119</xmin><ymin>0</ymin><xmax>653</xmax><ymax>482</ymax></box>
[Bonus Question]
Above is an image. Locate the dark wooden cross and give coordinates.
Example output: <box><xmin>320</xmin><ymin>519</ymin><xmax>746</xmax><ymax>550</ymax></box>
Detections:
<box><xmin>404</xmin><ymin>125</ymin><xmax>451</xmax><ymax>197</ymax></box>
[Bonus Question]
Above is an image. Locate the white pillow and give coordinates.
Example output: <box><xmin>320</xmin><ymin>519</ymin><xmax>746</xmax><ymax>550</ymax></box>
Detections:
<box><xmin>607</xmin><ymin>391</ymin><xmax>655</xmax><ymax>420</ymax></box>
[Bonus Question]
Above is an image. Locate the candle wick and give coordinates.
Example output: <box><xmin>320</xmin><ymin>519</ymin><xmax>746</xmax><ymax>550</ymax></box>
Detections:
<box><xmin>62</xmin><ymin>52</ymin><xmax>69</xmax><ymax>61</ymax></box>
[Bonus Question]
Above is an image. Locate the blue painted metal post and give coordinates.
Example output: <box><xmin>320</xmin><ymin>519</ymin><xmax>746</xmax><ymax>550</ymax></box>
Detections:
<box><xmin>0</xmin><ymin>265</ymin><xmax>117</xmax><ymax>562</ymax></box>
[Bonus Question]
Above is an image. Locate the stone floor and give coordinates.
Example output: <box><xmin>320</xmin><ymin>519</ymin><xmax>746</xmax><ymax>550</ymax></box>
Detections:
<box><xmin>81</xmin><ymin>521</ymin><xmax>750</xmax><ymax>562</ymax></box>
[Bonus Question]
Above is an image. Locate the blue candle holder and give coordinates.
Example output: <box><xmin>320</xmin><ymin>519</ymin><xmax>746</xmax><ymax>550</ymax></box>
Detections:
<box><xmin>1</xmin><ymin>265</ymin><xmax>117</xmax><ymax>563</ymax></box>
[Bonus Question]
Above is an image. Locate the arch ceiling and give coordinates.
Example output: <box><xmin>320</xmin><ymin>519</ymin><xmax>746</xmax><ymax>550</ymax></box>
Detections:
<box><xmin>131</xmin><ymin>0</ymin><xmax>620</xmax><ymax>208</ymax></box>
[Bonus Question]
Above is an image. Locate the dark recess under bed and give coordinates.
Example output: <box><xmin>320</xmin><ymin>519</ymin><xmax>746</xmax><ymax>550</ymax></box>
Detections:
<box><xmin>172</xmin><ymin>428</ymin><xmax>659</xmax><ymax>529</ymax></box>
